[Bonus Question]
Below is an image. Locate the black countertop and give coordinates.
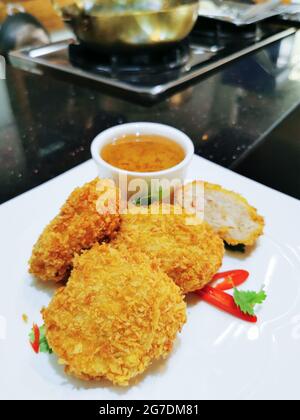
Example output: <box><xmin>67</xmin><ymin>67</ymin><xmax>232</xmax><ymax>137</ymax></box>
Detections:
<box><xmin>1</xmin><ymin>29</ymin><xmax>300</xmax><ymax>204</ymax></box>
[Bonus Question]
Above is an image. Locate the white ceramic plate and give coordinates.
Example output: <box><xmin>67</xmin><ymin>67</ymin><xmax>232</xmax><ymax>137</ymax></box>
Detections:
<box><xmin>1</xmin><ymin>155</ymin><xmax>300</xmax><ymax>400</ymax></box>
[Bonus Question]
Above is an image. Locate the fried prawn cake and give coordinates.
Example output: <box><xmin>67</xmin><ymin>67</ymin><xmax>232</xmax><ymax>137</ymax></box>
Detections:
<box><xmin>113</xmin><ymin>204</ymin><xmax>224</xmax><ymax>294</ymax></box>
<box><xmin>175</xmin><ymin>181</ymin><xmax>264</xmax><ymax>246</ymax></box>
<box><xmin>42</xmin><ymin>244</ymin><xmax>186</xmax><ymax>386</ymax></box>
<box><xmin>29</xmin><ymin>178</ymin><xmax>120</xmax><ymax>282</ymax></box>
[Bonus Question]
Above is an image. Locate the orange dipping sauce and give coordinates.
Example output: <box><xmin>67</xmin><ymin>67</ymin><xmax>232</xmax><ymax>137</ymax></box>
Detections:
<box><xmin>101</xmin><ymin>134</ymin><xmax>185</xmax><ymax>173</ymax></box>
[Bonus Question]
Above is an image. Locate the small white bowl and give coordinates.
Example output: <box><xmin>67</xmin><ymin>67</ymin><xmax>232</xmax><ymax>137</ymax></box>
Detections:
<box><xmin>91</xmin><ymin>123</ymin><xmax>194</xmax><ymax>188</ymax></box>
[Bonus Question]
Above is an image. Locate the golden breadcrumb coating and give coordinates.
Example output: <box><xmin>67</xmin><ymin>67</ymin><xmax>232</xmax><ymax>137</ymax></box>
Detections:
<box><xmin>113</xmin><ymin>204</ymin><xmax>224</xmax><ymax>294</ymax></box>
<box><xmin>43</xmin><ymin>244</ymin><xmax>186</xmax><ymax>386</ymax></box>
<box><xmin>29</xmin><ymin>179</ymin><xmax>120</xmax><ymax>282</ymax></box>
<box><xmin>175</xmin><ymin>181</ymin><xmax>264</xmax><ymax>246</ymax></box>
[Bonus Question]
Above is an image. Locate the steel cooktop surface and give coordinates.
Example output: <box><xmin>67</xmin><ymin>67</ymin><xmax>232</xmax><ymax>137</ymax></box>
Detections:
<box><xmin>9</xmin><ymin>18</ymin><xmax>296</xmax><ymax>101</ymax></box>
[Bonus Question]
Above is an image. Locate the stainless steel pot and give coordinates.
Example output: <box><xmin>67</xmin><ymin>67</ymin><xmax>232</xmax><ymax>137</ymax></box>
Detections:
<box><xmin>51</xmin><ymin>0</ymin><xmax>200</xmax><ymax>51</ymax></box>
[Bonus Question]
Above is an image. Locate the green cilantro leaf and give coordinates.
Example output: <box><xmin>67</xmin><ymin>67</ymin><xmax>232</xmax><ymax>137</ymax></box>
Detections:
<box><xmin>134</xmin><ymin>187</ymin><xmax>166</xmax><ymax>207</ymax></box>
<box><xmin>39</xmin><ymin>340</ymin><xmax>53</xmax><ymax>354</ymax></box>
<box><xmin>29</xmin><ymin>330</ymin><xmax>34</xmax><ymax>343</ymax></box>
<box><xmin>29</xmin><ymin>324</ymin><xmax>53</xmax><ymax>354</ymax></box>
<box><xmin>134</xmin><ymin>195</ymin><xmax>152</xmax><ymax>206</ymax></box>
<box><xmin>39</xmin><ymin>324</ymin><xmax>46</xmax><ymax>340</ymax></box>
<box><xmin>39</xmin><ymin>325</ymin><xmax>53</xmax><ymax>354</ymax></box>
<box><xmin>233</xmin><ymin>288</ymin><xmax>267</xmax><ymax>316</ymax></box>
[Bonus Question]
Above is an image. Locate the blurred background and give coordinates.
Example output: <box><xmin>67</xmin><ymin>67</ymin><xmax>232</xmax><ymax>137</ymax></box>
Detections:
<box><xmin>0</xmin><ymin>0</ymin><xmax>64</xmax><ymax>30</ymax></box>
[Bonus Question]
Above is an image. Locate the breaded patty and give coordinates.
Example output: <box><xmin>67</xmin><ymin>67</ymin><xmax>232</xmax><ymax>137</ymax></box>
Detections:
<box><xmin>113</xmin><ymin>204</ymin><xmax>224</xmax><ymax>294</ymax></box>
<box><xmin>43</xmin><ymin>244</ymin><xmax>186</xmax><ymax>386</ymax></box>
<box><xmin>175</xmin><ymin>181</ymin><xmax>264</xmax><ymax>246</ymax></box>
<box><xmin>29</xmin><ymin>179</ymin><xmax>120</xmax><ymax>282</ymax></box>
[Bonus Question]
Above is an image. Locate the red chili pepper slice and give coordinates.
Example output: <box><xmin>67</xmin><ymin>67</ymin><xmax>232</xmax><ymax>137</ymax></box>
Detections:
<box><xmin>213</xmin><ymin>270</ymin><xmax>249</xmax><ymax>291</ymax></box>
<box><xmin>196</xmin><ymin>286</ymin><xmax>257</xmax><ymax>323</ymax></box>
<box><xmin>30</xmin><ymin>324</ymin><xmax>40</xmax><ymax>354</ymax></box>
